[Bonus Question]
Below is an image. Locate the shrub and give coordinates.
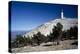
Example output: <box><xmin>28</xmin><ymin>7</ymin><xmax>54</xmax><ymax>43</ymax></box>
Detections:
<box><xmin>32</xmin><ymin>32</ymin><xmax>45</xmax><ymax>45</ymax></box>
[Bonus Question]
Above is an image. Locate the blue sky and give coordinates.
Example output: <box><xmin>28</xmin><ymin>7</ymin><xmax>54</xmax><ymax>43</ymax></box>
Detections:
<box><xmin>10</xmin><ymin>1</ymin><xmax>78</xmax><ymax>31</ymax></box>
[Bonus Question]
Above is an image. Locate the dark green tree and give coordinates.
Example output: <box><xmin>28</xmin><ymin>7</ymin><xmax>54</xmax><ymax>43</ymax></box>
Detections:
<box><xmin>51</xmin><ymin>22</ymin><xmax>63</xmax><ymax>45</ymax></box>
<box><xmin>32</xmin><ymin>32</ymin><xmax>45</xmax><ymax>45</ymax></box>
<box><xmin>60</xmin><ymin>26</ymin><xmax>78</xmax><ymax>40</ymax></box>
<box><xmin>69</xmin><ymin>26</ymin><xmax>78</xmax><ymax>39</ymax></box>
<box><xmin>61</xmin><ymin>31</ymin><xmax>67</xmax><ymax>40</ymax></box>
<box><xmin>23</xmin><ymin>36</ymin><xmax>31</xmax><ymax>46</ymax></box>
<box><xmin>13</xmin><ymin>35</ymin><xmax>25</xmax><ymax>48</ymax></box>
<box><xmin>46</xmin><ymin>33</ymin><xmax>53</xmax><ymax>42</ymax></box>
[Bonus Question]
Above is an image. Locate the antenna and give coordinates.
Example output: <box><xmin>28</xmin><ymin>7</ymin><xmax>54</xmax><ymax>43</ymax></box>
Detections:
<box><xmin>61</xmin><ymin>9</ymin><xmax>64</xmax><ymax>19</ymax></box>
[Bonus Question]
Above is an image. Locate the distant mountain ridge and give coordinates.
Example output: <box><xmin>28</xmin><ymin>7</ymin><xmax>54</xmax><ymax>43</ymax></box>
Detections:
<box><xmin>23</xmin><ymin>18</ymin><xmax>78</xmax><ymax>37</ymax></box>
<box><xmin>11</xmin><ymin>31</ymin><xmax>28</xmax><ymax>40</ymax></box>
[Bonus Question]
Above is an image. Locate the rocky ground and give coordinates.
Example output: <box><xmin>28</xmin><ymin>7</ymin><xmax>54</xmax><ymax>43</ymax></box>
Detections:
<box><xmin>12</xmin><ymin>40</ymin><xmax>78</xmax><ymax>53</ymax></box>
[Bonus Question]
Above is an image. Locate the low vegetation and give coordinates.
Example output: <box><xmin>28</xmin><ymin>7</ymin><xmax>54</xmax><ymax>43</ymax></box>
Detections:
<box><xmin>11</xmin><ymin>22</ymin><xmax>78</xmax><ymax>48</ymax></box>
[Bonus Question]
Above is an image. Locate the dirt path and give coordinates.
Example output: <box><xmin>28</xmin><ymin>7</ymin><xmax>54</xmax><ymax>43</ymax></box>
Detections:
<box><xmin>12</xmin><ymin>40</ymin><xmax>78</xmax><ymax>53</ymax></box>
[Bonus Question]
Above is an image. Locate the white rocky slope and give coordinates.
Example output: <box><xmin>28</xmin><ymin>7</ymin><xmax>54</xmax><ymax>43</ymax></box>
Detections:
<box><xmin>23</xmin><ymin>18</ymin><xmax>78</xmax><ymax>37</ymax></box>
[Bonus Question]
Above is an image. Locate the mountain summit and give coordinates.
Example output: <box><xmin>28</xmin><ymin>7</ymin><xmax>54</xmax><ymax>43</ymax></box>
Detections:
<box><xmin>23</xmin><ymin>9</ymin><xmax>78</xmax><ymax>37</ymax></box>
<box><xmin>23</xmin><ymin>18</ymin><xmax>77</xmax><ymax>37</ymax></box>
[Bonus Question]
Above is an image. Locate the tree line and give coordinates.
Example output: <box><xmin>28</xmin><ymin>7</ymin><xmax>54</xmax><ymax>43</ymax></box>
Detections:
<box><xmin>11</xmin><ymin>22</ymin><xmax>78</xmax><ymax>48</ymax></box>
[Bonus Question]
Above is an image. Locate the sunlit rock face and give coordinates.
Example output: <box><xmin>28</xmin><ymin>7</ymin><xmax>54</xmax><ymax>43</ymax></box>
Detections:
<box><xmin>23</xmin><ymin>18</ymin><xmax>78</xmax><ymax>37</ymax></box>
